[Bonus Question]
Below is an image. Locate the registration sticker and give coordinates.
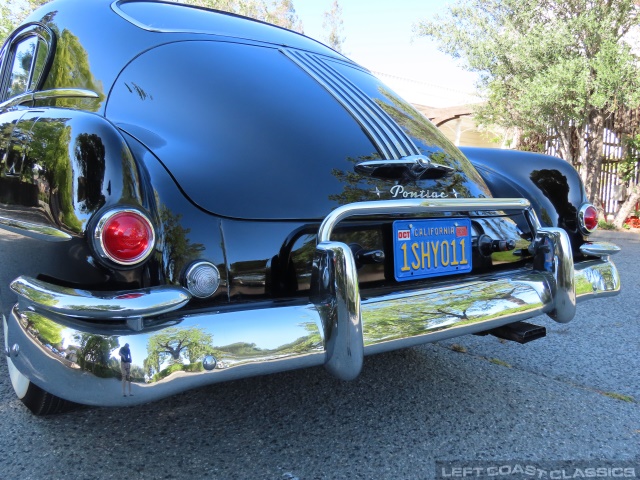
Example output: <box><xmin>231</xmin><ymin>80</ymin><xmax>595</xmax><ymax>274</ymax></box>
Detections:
<box><xmin>393</xmin><ymin>218</ymin><xmax>472</xmax><ymax>281</ymax></box>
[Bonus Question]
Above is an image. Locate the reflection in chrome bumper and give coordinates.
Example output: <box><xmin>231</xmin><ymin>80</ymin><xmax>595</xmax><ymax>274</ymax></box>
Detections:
<box><xmin>3</xmin><ymin>199</ymin><xmax>621</xmax><ymax>408</ymax></box>
<box><xmin>4</xmin><ymin>257</ymin><xmax>619</xmax><ymax>408</ymax></box>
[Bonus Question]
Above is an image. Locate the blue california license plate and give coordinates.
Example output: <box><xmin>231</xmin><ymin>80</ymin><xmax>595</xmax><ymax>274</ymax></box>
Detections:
<box><xmin>393</xmin><ymin>218</ymin><xmax>472</xmax><ymax>281</ymax></box>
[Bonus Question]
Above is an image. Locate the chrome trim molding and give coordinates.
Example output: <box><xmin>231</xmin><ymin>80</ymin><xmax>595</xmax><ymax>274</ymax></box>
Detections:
<box><xmin>5</xmin><ymin>256</ymin><xmax>619</xmax><ymax>407</ymax></box>
<box><xmin>10</xmin><ymin>276</ymin><xmax>191</xmax><ymax>321</ymax></box>
<box><xmin>579</xmin><ymin>241</ymin><xmax>621</xmax><ymax>258</ymax></box>
<box><xmin>317</xmin><ymin>198</ymin><xmax>531</xmax><ymax>243</ymax></box>
<box><xmin>0</xmin><ymin>92</ymin><xmax>33</xmax><ymax>109</ymax></box>
<box><xmin>32</xmin><ymin>88</ymin><xmax>101</xmax><ymax>101</ymax></box>
<box><xmin>281</xmin><ymin>48</ymin><xmax>419</xmax><ymax>160</ymax></box>
<box><xmin>0</xmin><ymin>215</ymin><xmax>72</xmax><ymax>241</ymax></box>
<box><xmin>0</xmin><ymin>88</ymin><xmax>100</xmax><ymax>109</ymax></box>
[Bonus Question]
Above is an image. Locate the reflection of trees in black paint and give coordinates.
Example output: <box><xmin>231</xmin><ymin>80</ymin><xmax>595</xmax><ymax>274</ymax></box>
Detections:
<box><xmin>530</xmin><ymin>169</ymin><xmax>576</xmax><ymax>230</ymax></box>
<box><xmin>329</xmin><ymin>155</ymin><xmax>473</xmax><ymax>207</ymax></box>
<box><xmin>374</xmin><ymin>86</ymin><xmax>490</xmax><ymax>195</ymax></box>
<box><xmin>328</xmin><ymin>155</ymin><xmax>384</xmax><ymax>205</ymax></box>
<box><xmin>42</xmin><ymin>29</ymin><xmax>105</xmax><ymax>111</ymax></box>
<box><xmin>159</xmin><ymin>208</ymin><xmax>205</xmax><ymax>282</ymax></box>
<box><xmin>74</xmin><ymin>133</ymin><xmax>106</xmax><ymax>212</ymax></box>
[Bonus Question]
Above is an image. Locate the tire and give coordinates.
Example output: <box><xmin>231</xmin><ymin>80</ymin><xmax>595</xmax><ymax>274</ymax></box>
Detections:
<box><xmin>3</xmin><ymin>313</ymin><xmax>76</xmax><ymax>415</ymax></box>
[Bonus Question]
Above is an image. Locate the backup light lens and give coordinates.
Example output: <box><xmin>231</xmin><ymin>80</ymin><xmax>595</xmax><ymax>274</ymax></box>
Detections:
<box><xmin>185</xmin><ymin>261</ymin><xmax>220</xmax><ymax>298</ymax></box>
<box><xmin>579</xmin><ymin>204</ymin><xmax>598</xmax><ymax>234</ymax></box>
<box><xmin>96</xmin><ymin>210</ymin><xmax>155</xmax><ymax>265</ymax></box>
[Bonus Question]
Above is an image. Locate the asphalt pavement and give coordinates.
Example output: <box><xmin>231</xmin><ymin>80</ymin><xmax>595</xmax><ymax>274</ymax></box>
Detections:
<box><xmin>0</xmin><ymin>230</ymin><xmax>638</xmax><ymax>479</ymax></box>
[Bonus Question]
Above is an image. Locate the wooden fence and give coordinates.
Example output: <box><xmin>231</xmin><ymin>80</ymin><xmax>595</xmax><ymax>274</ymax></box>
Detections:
<box><xmin>542</xmin><ymin>108</ymin><xmax>640</xmax><ymax>217</ymax></box>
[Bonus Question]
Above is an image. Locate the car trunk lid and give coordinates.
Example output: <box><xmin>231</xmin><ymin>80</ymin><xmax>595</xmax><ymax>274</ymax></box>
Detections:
<box><xmin>107</xmin><ymin>41</ymin><xmax>491</xmax><ymax>221</ymax></box>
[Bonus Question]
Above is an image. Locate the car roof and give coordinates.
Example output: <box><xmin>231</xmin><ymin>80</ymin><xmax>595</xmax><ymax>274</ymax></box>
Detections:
<box><xmin>26</xmin><ymin>0</ymin><xmax>342</xmax><ymax>58</ymax></box>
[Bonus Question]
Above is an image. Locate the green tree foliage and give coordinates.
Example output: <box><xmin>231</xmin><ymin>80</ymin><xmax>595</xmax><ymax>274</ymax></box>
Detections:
<box><xmin>322</xmin><ymin>0</ymin><xmax>345</xmax><ymax>52</ymax></box>
<box><xmin>159</xmin><ymin>208</ymin><xmax>205</xmax><ymax>283</ymax></box>
<box><xmin>1</xmin><ymin>0</ymin><xmax>50</xmax><ymax>46</ymax></box>
<box><xmin>416</xmin><ymin>0</ymin><xmax>640</xmax><ymax>203</ymax></box>
<box><xmin>180</xmin><ymin>0</ymin><xmax>303</xmax><ymax>32</ymax></box>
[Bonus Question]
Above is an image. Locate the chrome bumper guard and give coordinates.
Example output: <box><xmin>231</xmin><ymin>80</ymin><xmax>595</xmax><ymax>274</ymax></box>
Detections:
<box><xmin>4</xmin><ymin>199</ymin><xmax>620</xmax><ymax>407</ymax></box>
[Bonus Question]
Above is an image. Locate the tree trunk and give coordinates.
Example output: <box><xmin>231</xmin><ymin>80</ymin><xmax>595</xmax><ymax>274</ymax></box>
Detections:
<box><xmin>581</xmin><ymin>111</ymin><xmax>606</xmax><ymax>205</ymax></box>
<box><xmin>556</xmin><ymin>125</ymin><xmax>576</xmax><ymax>164</ymax></box>
<box><xmin>613</xmin><ymin>183</ymin><xmax>640</xmax><ymax>228</ymax></box>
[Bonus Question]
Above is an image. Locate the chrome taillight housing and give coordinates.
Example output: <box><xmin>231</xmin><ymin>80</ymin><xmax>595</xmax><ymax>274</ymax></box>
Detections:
<box><xmin>93</xmin><ymin>209</ymin><xmax>155</xmax><ymax>265</ymax></box>
<box><xmin>578</xmin><ymin>203</ymin><xmax>598</xmax><ymax>235</ymax></box>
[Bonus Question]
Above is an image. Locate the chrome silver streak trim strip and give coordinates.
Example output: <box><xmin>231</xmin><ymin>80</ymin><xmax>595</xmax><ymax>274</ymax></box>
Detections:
<box><xmin>281</xmin><ymin>48</ymin><xmax>419</xmax><ymax>160</ymax></box>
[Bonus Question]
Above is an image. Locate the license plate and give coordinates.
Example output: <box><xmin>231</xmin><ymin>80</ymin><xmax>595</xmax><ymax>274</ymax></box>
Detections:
<box><xmin>393</xmin><ymin>218</ymin><xmax>472</xmax><ymax>281</ymax></box>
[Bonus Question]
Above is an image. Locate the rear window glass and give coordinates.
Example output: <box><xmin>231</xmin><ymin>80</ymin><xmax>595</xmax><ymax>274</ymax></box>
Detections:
<box><xmin>114</xmin><ymin>0</ymin><xmax>321</xmax><ymax>52</ymax></box>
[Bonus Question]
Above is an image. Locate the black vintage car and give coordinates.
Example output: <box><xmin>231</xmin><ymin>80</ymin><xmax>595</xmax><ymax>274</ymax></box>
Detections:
<box><xmin>0</xmin><ymin>0</ymin><xmax>620</xmax><ymax>414</ymax></box>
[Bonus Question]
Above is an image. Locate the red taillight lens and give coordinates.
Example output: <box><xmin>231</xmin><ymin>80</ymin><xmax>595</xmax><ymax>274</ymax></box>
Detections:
<box><xmin>95</xmin><ymin>210</ymin><xmax>155</xmax><ymax>265</ymax></box>
<box><xmin>579</xmin><ymin>204</ymin><xmax>598</xmax><ymax>234</ymax></box>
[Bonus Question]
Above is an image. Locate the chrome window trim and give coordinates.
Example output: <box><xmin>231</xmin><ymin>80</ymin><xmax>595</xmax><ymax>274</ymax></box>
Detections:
<box><xmin>0</xmin><ymin>23</ymin><xmax>55</xmax><ymax>104</ymax></box>
<box><xmin>32</xmin><ymin>88</ymin><xmax>100</xmax><ymax>102</ymax></box>
<box><xmin>0</xmin><ymin>88</ymin><xmax>100</xmax><ymax>109</ymax></box>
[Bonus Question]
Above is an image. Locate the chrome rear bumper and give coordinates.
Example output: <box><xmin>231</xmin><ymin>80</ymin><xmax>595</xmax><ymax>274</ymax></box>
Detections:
<box><xmin>3</xmin><ymin>199</ymin><xmax>621</xmax><ymax>407</ymax></box>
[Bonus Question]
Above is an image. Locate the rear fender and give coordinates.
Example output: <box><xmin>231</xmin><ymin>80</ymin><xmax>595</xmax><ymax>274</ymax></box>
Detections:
<box><xmin>461</xmin><ymin>147</ymin><xmax>588</xmax><ymax>251</ymax></box>
<box><xmin>0</xmin><ymin>108</ymin><xmax>150</xmax><ymax>291</ymax></box>
<box><xmin>0</xmin><ymin>107</ymin><xmax>146</xmax><ymax>235</ymax></box>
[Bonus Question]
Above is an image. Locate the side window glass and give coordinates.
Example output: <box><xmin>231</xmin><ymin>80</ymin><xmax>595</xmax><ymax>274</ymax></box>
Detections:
<box><xmin>6</xmin><ymin>37</ymin><xmax>37</xmax><ymax>97</ymax></box>
<box><xmin>29</xmin><ymin>38</ymin><xmax>48</xmax><ymax>90</ymax></box>
<box><xmin>5</xmin><ymin>36</ymin><xmax>39</xmax><ymax>99</ymax></box>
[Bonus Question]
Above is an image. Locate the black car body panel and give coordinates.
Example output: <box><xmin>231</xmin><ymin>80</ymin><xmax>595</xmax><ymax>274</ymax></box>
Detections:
<box><xmin>462</xmin><ymin>147</ymin><xmax>588</xmax><ymax>252</ymax></box>
<box><xmin>0</xmin><ymin>0</ymin><xmax>620</xmax><ymax>413</ymax></box>
<box><xmin>106</xmin><ymin>40</ymin><xmax>491</xmax><ymax>220</ymax></box>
